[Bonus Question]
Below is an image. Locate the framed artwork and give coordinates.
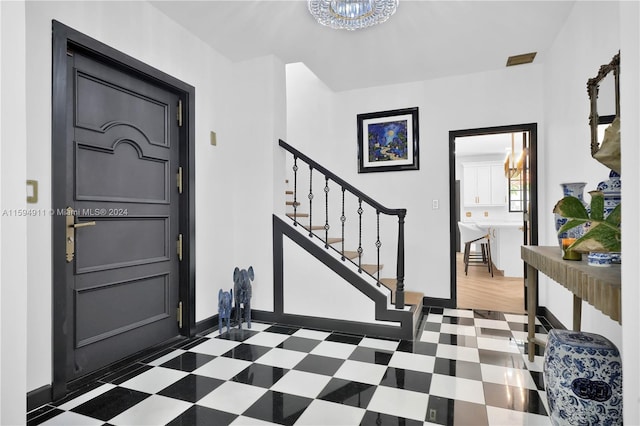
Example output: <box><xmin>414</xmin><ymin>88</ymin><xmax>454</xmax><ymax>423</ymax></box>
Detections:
<box><xmin>357</xmin><ymin>107</ymin><xmax>419</xmax><ymax>173</ymax></box>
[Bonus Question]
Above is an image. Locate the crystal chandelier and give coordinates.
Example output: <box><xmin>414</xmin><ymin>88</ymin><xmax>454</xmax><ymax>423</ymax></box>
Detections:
<box><xmin>308</xmin><ymin>0</ymin><xmax>399</xmax><ymax>31</ymax></box>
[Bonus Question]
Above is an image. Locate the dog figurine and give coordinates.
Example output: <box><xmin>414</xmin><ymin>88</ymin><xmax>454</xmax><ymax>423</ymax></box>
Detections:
<box><xmin>218</xmin><ymin>288</ymin><xmax>233</xmax><ymax>334</ymax></box>
<box><xmin>233</xmin><ymin>266</ymin><xmax>254</xmax><ymax>329</ymax></box>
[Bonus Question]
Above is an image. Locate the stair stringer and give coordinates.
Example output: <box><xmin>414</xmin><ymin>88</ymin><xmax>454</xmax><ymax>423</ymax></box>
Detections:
<box><xmin>273</xmin><ymin>215</ymin><xmax>414</xmax><ymax>340</ymax></box>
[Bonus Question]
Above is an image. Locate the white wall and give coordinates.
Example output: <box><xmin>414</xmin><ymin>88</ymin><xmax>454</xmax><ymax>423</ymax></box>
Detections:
<box><xmin>619</xmin><ymin>1</ymin><xmax>640</xmax><ymax>422</ymax></box>
<box><xmin>287</xmin><ymin>64</ymin><xmax>543</xmax><ymax>299</ymax></box>
<box><xmin>541</xmin><ymin>1</ymin><xmax>622</xmax><ymax>346</ymax></box>
<box><xmin>0</xmin><ymin>2</ymin><xmax>28</xmax><ymax>423</ymax></box>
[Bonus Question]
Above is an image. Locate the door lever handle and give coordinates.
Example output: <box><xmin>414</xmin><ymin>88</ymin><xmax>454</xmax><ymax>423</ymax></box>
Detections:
<box><xmin>73</xmin><ymin>221</ymin><xmax>96</xmax><ymax>228</ymax></box>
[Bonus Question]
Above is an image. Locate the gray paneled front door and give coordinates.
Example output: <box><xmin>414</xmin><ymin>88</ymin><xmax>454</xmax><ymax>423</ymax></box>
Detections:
<box><xmin>65</xmin><ymin>51</ymin><xmax>181</xmax><ymax>379</ymax></box>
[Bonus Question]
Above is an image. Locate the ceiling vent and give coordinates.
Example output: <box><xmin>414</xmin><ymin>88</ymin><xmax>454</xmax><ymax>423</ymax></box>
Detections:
<box><xmin>506</xmin><ymin>52</ymin><xmax>537</xmax><ymax>67</ymax></box>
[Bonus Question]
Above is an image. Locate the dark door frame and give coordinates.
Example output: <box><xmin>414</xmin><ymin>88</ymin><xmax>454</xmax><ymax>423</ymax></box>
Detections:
<box><xmin>51</xmin><ymin>21</ymin><xmax>196</xmax><ymax>399</ymax></box>
<box><xmin>448</xmin><ymin>123</ymin><xmax>538</xmax><ymax>309</ymax></box>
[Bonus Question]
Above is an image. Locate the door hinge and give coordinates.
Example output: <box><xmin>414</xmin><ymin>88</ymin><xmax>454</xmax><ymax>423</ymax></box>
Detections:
<box><xmin>177</xmin><ymin>301</ymin><xmax>183</xmax><ymax>328</ymax></box>
<box><xmin>176</xmin><ymin>166</ymin><xmax>183</xmax><ymax>194</ymax></box>
<box><xmin>177</xmin><ymin>233</ymin><xmax>183</xmax><ymax>261</ymax></box>
<box><xmin>177</xmin><ymin>99</ymin><xmax>183</xmax><ymax>127</ymax></box>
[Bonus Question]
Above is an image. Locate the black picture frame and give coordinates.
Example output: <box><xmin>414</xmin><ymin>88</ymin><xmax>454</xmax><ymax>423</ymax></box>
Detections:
<box><xmin>357</xmin><ymin>107</ymin><xmax>419</xmax><ymax>173</ymax></box>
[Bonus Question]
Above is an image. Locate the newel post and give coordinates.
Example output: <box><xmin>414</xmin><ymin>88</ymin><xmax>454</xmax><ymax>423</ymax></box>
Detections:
<box><xmin>395</xmin><ymin>210</ymin><xmax>406</xmax><ymax>309</ymax></box>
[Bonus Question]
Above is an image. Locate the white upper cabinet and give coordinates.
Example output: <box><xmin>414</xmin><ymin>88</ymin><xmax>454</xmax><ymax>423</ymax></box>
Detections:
<box><xmin>462</xmin><ymin>162</ymin><xmax>507</xmax><ymax>206</ymax></box>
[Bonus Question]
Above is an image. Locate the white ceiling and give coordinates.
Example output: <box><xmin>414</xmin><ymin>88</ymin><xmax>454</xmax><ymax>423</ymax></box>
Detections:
<box><xmin>150</xmin><ymin>0</ymin><xmax>576</xmax><ymax>92</ymax></box>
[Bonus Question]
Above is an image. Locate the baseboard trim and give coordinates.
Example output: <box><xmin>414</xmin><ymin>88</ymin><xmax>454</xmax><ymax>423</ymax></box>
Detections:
<box><xmin>195</xmin><ymin>315</ymin><xmax>218</xmax><ymax>335</ymax></box>
<box><xmin>423</xmin><ymin>297</ymin><xmax>456</xmax><ymax>309</ymax></box>
<box><xmin>538</xmin><ymin>306</ymin><xmax>567</xmax><ymax>330</ymax></box>
<box><xmin>27</xmin><ymin>385</ymin><xmax>52</xmax><ymax>412</ymax></box>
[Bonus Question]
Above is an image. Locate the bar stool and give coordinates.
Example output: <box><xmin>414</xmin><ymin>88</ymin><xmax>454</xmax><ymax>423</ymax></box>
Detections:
<box><xmin>458</xmin><ymin>222</ymin><xmax>493</xmax><ymax>277</ymax></box>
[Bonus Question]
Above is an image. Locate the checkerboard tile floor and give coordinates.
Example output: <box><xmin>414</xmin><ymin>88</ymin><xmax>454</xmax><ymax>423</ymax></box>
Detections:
<box><xmin>28</xmin><ymin>308</ymin><xmax>553</xmax><ymax>425</ymax></box>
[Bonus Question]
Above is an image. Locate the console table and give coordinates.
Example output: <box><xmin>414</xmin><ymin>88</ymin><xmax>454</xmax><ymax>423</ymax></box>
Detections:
<box><xmin>521</xmin><ymin>245</ymin><xmax>621</xmax><ymax>362</ymax></box>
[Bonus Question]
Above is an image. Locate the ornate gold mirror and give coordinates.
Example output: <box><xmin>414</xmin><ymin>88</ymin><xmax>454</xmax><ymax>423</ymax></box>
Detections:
<box><xmin>587</xmin><ymin>52</ymin><xmax>620</xmax><ymax>160</ymax></box>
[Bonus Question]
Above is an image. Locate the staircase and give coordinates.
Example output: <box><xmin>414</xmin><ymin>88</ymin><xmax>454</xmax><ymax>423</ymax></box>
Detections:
<box><xmin>278</xmin><ymin>140</ymin><xmax>424</xmax><ymax>339</ymax></box>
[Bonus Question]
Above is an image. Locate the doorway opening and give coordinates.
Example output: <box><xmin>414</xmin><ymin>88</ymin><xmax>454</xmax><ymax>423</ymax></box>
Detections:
<box><xmin>449</xmin><ymin>124</ymin><xmax>538</xmax><ymax>313</ymax></box>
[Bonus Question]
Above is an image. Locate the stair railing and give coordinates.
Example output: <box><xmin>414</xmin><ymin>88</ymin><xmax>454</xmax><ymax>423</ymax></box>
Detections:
<box><xmin>280</xmin><ymin>139</ymin><xmax>407</xmax><ymax>309</ymax></box>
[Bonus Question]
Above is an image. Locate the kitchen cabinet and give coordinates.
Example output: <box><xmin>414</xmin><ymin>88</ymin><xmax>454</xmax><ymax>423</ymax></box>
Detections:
<box><xmin>486</xmin><ymin>223</ymin><xmax>524</xmax><ymax>277</ymax></box>
<box><xmin>462</xmin><ymin>162</ymin><xmax>507</xmax><ymax>206</ymax></box>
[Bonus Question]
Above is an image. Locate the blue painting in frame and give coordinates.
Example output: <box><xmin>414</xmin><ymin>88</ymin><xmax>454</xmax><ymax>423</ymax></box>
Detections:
<box><xmin>357</xmin><ymin>107</ymin><xmax>419</xmax><ymax>173</ymax></box>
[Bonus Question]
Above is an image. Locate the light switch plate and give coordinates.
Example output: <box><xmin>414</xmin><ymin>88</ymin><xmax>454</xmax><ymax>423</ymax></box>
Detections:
<box><xmin>210</xmin><ymin>131</ymin><xmax>217</xmax><ymax>146</ymax></box>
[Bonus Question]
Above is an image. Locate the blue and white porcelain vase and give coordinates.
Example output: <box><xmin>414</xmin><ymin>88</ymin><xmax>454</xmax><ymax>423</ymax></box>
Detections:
<box><xmin>597</xmin><ymin>171</ymin><xmax>621</xmax><ymax>262</ymax></box>
<box><xmin>544</xmin><ymin>330</ymin><xmax>622</xmax><ymax>426</ymax></box>
<box><xmin>555</xmin><ymin>182</ymin><xmax>588</xmax><ymax>246</ymax></box>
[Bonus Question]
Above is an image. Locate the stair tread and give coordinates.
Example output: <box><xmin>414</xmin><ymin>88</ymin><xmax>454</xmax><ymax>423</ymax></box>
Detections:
<box><xmin>287</xmin><ymin>212</ymin><xmax>309</xmax><ymax>218</ymax></box>
<box><xmin>286</xmin><ymin>201</ymin><xmax>301</xmax><ymax>206</ymax></box>
<box><xmin>360</xmin><ymin>264</ymin><xmax>383</xmax><ymax>275</ymax></box>
<box><xmin>326</xmin><ymin>237</ymin><xmax>342</xmax><ymax>244</ymax></box>
<box><xmin>404</xmin><ymin>291</ymin><xmax>424</xmax><ymax>306</ymax></box>
<box><xmin>302</xmin><ymin>225</ymin><xmax>325</xmax><ymax>231</ymax></box>
<box><xmin>379</xmin><ymin>278</ymin><xmax>397</xmax><ymax>291</ymax></box>
<box><xmin>342</xmin><ymin>250</ymin><xmax>359</xmax><ymax>260</ymax></box>
<box><xmin>285</xmin><ymin>190</ymin><xmax>294</xmax><ymax>195</ymax></box>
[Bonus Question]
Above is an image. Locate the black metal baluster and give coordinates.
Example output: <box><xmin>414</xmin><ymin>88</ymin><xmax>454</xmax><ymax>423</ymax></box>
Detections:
<box><xmin>357</xmin><ymin>199</ymin><xmax>363</xmax><ymax>273</ymax></box>
<box><xmin>292</xmin><ymin>156</ymin><xmax>298</xmax><ymax>226</ymax></box>
<box><xmin>324</xmin><ymin>177</ymin><xmax>330</xmax><ymax>249</ymax></box>
<box><xmin>308</xmin><ymin>165</ymin><xmax>313</xmax><ymax>237</ymax></box>
<box><xmin>395</xmin><ymin>211</ymin><xmax>406</xmax><ymax>309</ymax></box>
<box><xmin>340</xmin><ymin>188</ymin><xmax>346</xmax><ymax>260</ymax></box>
<box><xmin>376</xmin><ymin>210</ymin><xmax>381</xmax><ymax>287</ymax></box>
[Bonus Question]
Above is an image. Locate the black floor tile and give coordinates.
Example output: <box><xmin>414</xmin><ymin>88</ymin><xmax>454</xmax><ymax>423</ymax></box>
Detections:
<box><xmin>441</xmin><ymin>316</ymin><xmax>475</xmax><ymax>326</ymax></box>
<box><xmin>483</xmin><ymin>382</ymin><xmax>548</xmax><ymax>415</ymax></box>
<box><xmin>433</xmin><ymin>358</ymin><xmax>483</xmax><ymax>381</ymax></box>
<box><xmin>158</xmin><ymin>374</ymin><xmax>224</xmax><ymax>403</ymax></box>
<box><xmin>50</xmin><ymin>381</ymin><xmax>106</xmax><ymax>406</ymax></box>
<box><xmin>167</xmin><ymin>405</ymin><xmax>237</xmax><ymax>426</ymax></box>
<box><xmin>221</xmin><ymin>343</ymin><xmax>271</xmax><ymax>361</ymax></box>
<box><xmin>242</xmin><ymin>390</ymin><xmax>312</xmax><ymax>426</ymax></box>
<box><xmin>378</xmin><ymin>367</ymin><xmax>432</xmax><ymax>393</ymax></box>
<box><xmin>423</xmin><ymin>322</ymin><xmax>441</xmax><ymax>332</ymax></box>
<box><xmin>428</xmin><ymin>307</ymin><xmax>444</xmax><ymax>314</ymax></box>
<box><xmin>348</xmin><ymin>347</ymin><xmax>393</xmax><ymax>365</ymax></box>
<box><xmin>507</xmin><ymin>322</ymin><xmax>547</xmax><ymax>334</ymax></box>
<box><xmin>396</xmin><ymin>340</ymin><xmax>437</xmax><ymax>356</ymax></box>
<box><xmin>317</xmin><ymin>378</ymin><xmax>376</xmax><ymax>408</ymax></box>
<box><xmin>474</xmin><ymin>311</ymin><xmax>506</xmax><ymax>321</ymax></box>
<box><xmin>264</xmin><ymin>325</ymin><xmax>299</xmax><ymax>335</ymax></box>
<box><xmin>106</xmin><ymin>364</ymin><xmax>154</xmax><ymax>385</ymax></box>
<box><xmin>529</xmin><ymin>370</ymin><xmax>546</xmax><ymax>391</ymax></box>
<box><xmin>160</xmin><ymin>352</ymin><xmax>216</xmax><ymax>372</ymax></box>
<box><xmin>216</xmin><ymin>328</ymin><xmax>260</xmax><ymax>342</ymax></box>
<box><xmin>70</xmin><ymin>387</ymin><xmax>150</xmax><ymax>421</ymax></box>
<box><xmin>476</xmin><ymin>328</ymin><xmax>514</xmax><ymax>339</ymax></box>
<box><xmin>178</xmin><ymin>337</ymin><xmax>211</xmax><ymax>351</ymax></box>
<box><xmin>326</xmin><ymin>332</ymin><xmax>363</xmax><ymax>345</ymax></box>
<box><xmin>276</xmin><ymin>336</ymin><xmax>321</xmax><ymax>353</ymax></box>
<box><xmin>231</xmin><ymin>363</ymin><xmax>287</xmax><ymax>388</ymax></box>
<box><xmin>361</xmin><ymin>410</ymin><xmax>424</xmax><ymax>426</ymax></box>
<box><xmin>139</xmin><ymin>347</ymin><xmax>178</xmax><ymax>364</ymax></box>
<box><xmin>426</xmin><ymin>395</ymin><xmax>489</xmax><ymax>425</ymax></box>
<box><xmin>294</xmin><ymin>354</ymin><xmax>345</xmax><ymax>376</ymax></box>
<box><xmin>478</xmin><ymin>349</ymin><xmax>527</xmax><ymax>369</ymax></box>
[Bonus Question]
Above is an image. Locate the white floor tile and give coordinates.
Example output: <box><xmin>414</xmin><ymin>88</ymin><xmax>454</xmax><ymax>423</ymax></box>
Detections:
<box><xmin>419</xmin><ymin>330</ymin><xmax>440</xmax><ymax>343</ymax></box>
<box><xmin>309</xmin><ymin>340</ymin><xmax>356</xmax><ymax>359</ymax></box>
<box><xmin>40</xmin><ymin>411</ymin><xmax>104</xmax><ymax>426</ymax></box>
<box><xmin>295</xmin><ymin>399</ymin><xmax>365</xmax><ymax>425</ymax></box>
<box><xmin>475</xmin><ymin>318</ymin><xmax>511</xmax><ymax>331</ymax></box>
<box><xmin>292</xmin><ymin>328</ymin><xmax>332</xmax><ymax>340</ymax></box>
<box><xmin>231</xmin><ymin>415</ymin><xmax>279</xmax><ymax>425</ymax></box>
<box><xmin>426</xmin><ymin>313</ymin><xmax>443</xmax><ymax>323</ymax></box>
<box><xmin>481</xmin><ymin>364</ymin><xmax>538</xmax><ymax>390</ymax></box>
<box><xmin>197</xmin><ymin>381</ymin><xmax>267</xmax><ymax>414</ymax></box>
<box><xmin>119</xmin><ymin>367</ymin><xmax>188</xmax><ymax>394</ymax></box>
<box><xmin>512</xmin><ymin>331</ymin><xmax>548</xmax><ymax>344</ymax></box>
<box><xmin>246</xmin><ymin>322</ymin><xmax>274</xmax><ymax>331</ymax></box>
<box><xmin>147</xmin><ymin>349</ymin><xmax>186</xmax><ymax>366</ymax></box>
<box><xmin>443</xmin><ymin>308</ymin><xmax>475</xmax><ymax>318</ymax></box>
<box><xmin>58</xmin><ymin>383</ymin><xmax>116</xmax><ymax>410</ymax></box>
<box><xmin>503</xmin><ymin>314</ymin><xmax>543</xmax><ymax>325</ymax></box>
<box><xmin>486</xmin><ymin>405</ymin><xmax>552</xmax><ymax>425</ymax></box>
<box><xmin>367</xmin><ymin>386</ymin><xmax>430</xmax><ymax>422</ymax></box>
<box><xmin>359</xmin><ymin>337</ymin><xmax>399</xmax><ymax>351</ymax></box>
<box><xmin>429</xmin><ymin>374</ymin><xmax>486</xmax><ymax>405</ymax></box>
<box><xmin>255</xmin><ymin>347</ymin><xmax>307</xmax><ymax>369</ymax></box>
<box><xmin>270</xmin><ymin>370</ymin><xmax>332</xmax><ymax>399</ymax></box>
<box><xmin>187</xmin><ymin>338</ymin><xmax>240</xmax><ymax>356</ymax></box>
<box><xmin>191</xmin><ymin>356</ymin><xmax>252</xmax><ymax>380</ymax></box>
<box><xmin>109</xmin><ymin>395</ymin><xmax>191</xmax><ymax>426</ymax></box>
<box><xmin>436</xmin><ymin>344</ymin><xmax>480</xmax><ymax>363</ymax></box>
<box><xmin>388</xmin><ymin>351</ymin><xmax>435</xmax><ymax>373</ymax></box>
<box><xmin>440</xmin><ymin>323</ymin><xmax>477</xmax><ymax>336</ymax></box>
<box><xmin>523</xmin><ymin>354</ymin><xmax>546</xmax><ymax>372</ymax></box>
<box><xmin>244</xmin><ymin>331</ymin><xmax>290</xmax><ymax>348</ymax></box>
<box><xmin>334</xmin><ymin>359</ymin><xmax>388</xmax><ymax>385</ymax></box>
<box><xmin>477</xmin><ymin>336</ymin><xmax>521</xmax><ymax>354</ymax></box>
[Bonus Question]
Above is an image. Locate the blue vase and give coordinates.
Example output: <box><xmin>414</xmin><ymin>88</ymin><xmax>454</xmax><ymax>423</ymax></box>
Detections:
<box><xmin>597</xmin><ymin>171</ymin><xmax>621</xmax><ymax>262</ymax></box>
<box><xmin>555</xmin><ymin>182</ymin><xmax>587</xmax><ymax>246</ymax></box>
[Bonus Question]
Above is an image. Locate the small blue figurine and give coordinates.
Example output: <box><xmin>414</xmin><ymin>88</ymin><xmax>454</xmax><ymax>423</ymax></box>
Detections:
<box><xmin>233</xmin><ymin>266</ymin><xmax>254</xmax><ymax>329</ymax></box>
<box><xmin>218</xmin><ymin>288</ymin><xmax>233</xmax><ymax>335</ymax></box>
